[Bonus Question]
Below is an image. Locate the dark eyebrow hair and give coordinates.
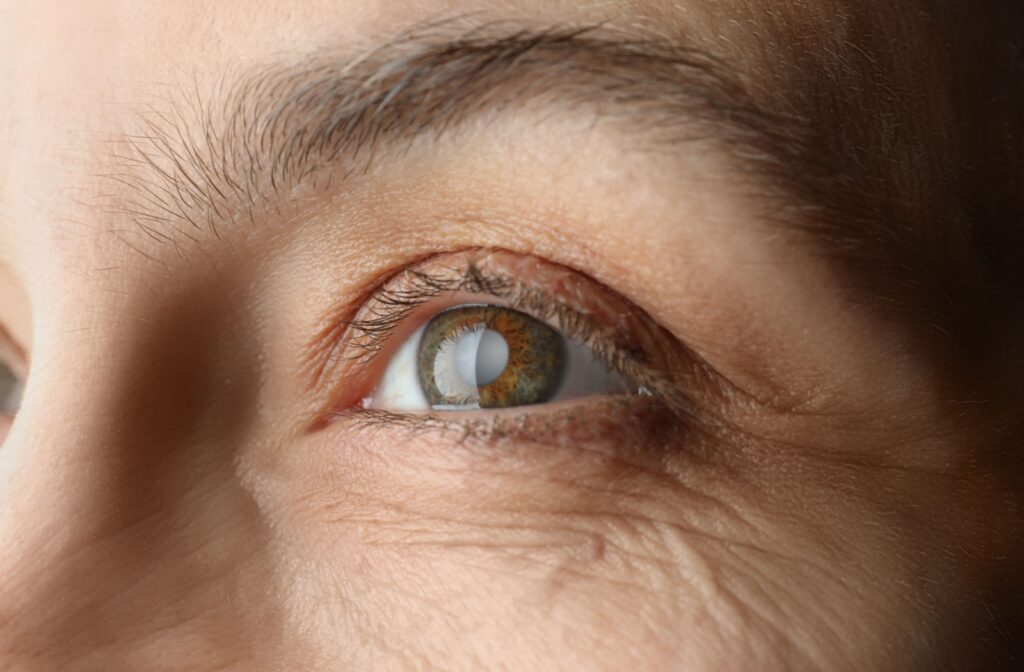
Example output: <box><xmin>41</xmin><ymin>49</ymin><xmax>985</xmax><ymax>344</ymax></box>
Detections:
<box><xmin>113</xmin><ymin>21</ymin><xmax>809</xmax><ymax>242</ymax></box>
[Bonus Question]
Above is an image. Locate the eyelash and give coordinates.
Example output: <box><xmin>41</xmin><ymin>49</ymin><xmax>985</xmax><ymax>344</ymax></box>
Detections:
<box><xmin>339</xmin><ymin>262</ymin><xmax>646</xmax><ymax>379</ymax></box>
<box><xmin>306</xmin><ymin>251</ymin><xmax>691</xmax><ymax>442</ymax></box>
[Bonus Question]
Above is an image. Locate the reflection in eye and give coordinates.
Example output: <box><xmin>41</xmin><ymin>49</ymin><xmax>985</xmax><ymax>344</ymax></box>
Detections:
<box><xmin>0</xmin><ymin>361</ymin><xmax>23</xmax><ymax>416</ymax></box>
<box><xmin>369</xmin><ymin>304</ymin><xmax>633</xmax><ymax>412</ymax></box>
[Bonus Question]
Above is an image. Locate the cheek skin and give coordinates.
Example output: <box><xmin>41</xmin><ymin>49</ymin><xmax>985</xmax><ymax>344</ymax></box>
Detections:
<box><xmin>248</xmin><ymin>413</ymin><xmax>953</xmax><ymax>671</ymax></box>
<box><xmin>0</xmin><ymin>416</ymin><xmax>12</xmax><ymax>446</ymax></box>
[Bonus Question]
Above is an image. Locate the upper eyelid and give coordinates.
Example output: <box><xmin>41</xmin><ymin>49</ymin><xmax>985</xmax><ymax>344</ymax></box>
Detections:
<box><xmin>334</xmin><ymin>265</ymin><xmax>619</xmax><ymax>374</ymax></box>
<box><xmin>300</xmin><ymin>266</ymin><xmax>506</xmax><ymax>393</ymax></box>
<box><xmin>342</xmin><ymin>264</ymin><xmax>517</xmax><ymax>361</ymax></box>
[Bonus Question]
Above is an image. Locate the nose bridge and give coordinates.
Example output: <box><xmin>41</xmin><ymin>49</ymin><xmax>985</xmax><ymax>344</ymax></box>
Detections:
<box><xmin>0</xmin><ymin>282</ymin><xmax>268</xmax><ymax>668</ymax></box>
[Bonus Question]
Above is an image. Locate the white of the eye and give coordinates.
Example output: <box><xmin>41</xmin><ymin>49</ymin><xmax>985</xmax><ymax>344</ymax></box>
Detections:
<box><xmin>367</xmin><ymin>323</ymin><xmax>429</xmax><ymax>411</ymax></box>
<box><xmin>0</xmin><ymin>364</ymin><xmax>23</xmax><ymax>415</ymax></box>
<box><xmin>370</xmin><ymin>307</ymin><xmax>635</xmax><ymax>413</ymax></box>
<box><xmin>454</xmin><ymin>327</ymin><xmax>509</xmax><ymax>387</ymax></box>
<box><xmin>555</xmin><ymin>339</ymin><xmax>631</xmax><ymax>399</ymax></box>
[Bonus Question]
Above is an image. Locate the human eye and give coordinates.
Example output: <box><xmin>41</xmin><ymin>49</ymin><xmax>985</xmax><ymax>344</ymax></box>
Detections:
<box><xmin>369</xmin><ymin>303</ymin><xmax>636</xmax><ymax>412</ymax></box>
<box><xmin>308</xmin><ymin>250</ymin><xmax>700</xmax><ymax>441</ymax></box>
<box><xmin>0</xmin><ymin>362</ymin><xmax>22</xmax><ymax>417</ymax></box>
<box><xmin>0</xmin><ymin>327</ymin><xmax>26</xmax><ymax>443</ymax></box>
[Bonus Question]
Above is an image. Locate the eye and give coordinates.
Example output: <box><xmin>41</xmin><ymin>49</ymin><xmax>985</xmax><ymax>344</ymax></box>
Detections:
<box><xmin>0</xmin><ymin>350</ymin><xmax>25</xmax><ymax>444</ymax></box>
<box><xmin>0</xmin><ymin>322</ymin><xmax>27</xmax><ymax>440</ymax></box>
<box><xmin>368</xmin><ymin>304</ymin><xmax>633</xmax><ymax>412</ymax></box>
<box><xmin>0</xmin><ymin>361</ymin><xmax>23</xmax><ymax>417</ymax></box>
<box><xmin>311</xmin><ymin>250</ymin><xmax>678</xmax><ymax>428</ymax></box>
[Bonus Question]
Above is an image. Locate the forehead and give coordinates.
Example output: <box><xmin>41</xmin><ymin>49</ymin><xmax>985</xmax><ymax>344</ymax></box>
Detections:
<box><xmin>0</xmin><ymin>0</ymin><xmax>942</xmax><ymax>202</ymax></box>
<box><xmin>0</xmin><ymin>0</ymin><xmax>1004</xmax><ymax>317</ymax></box>
<box><xmin>0</xmin><ymin>0</ymin><xmax>951</xmax><ymax>123</ymax></box>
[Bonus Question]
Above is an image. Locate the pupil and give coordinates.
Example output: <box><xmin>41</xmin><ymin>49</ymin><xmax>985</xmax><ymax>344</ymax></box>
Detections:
<box><xmin>417</xmin><ymin>305</ymin><xmax>566</xmax><ymax>409</ymax></box>
<box><xmin>475</xmin><ymin>329</ymin><xmax>509</xmax><ymax>386</ymax></box>
<box><xmin>453</xmin><ymin>327</ymin><xmax>509</xmax><ymax>387</ymax></box>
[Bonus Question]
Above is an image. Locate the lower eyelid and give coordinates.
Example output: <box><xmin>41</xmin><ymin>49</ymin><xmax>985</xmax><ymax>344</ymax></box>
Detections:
<box><xmin>342</xmin><ymin>394</ymin><xmax>677</xmax><ymax>453</ymax></box>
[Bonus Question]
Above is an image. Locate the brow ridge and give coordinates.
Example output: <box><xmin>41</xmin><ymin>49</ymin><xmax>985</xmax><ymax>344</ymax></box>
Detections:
<box><xmin>113</xmin><ymin>20</ymin><xmax>810</xmax><ymax>240</ymax></box>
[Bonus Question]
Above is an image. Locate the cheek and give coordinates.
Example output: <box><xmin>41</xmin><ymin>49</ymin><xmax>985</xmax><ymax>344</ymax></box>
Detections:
<box><xmin>249</xmin><ymin>421</ymin><xmax>901</xmax><ymax>668</ymax></box>
<box><xmin>250</xmin><ymin>398</ymin><xmax>1005</xmax><ymax>671</ymax></box>
<box><xmin>0</xmin><ymin>415</ymin><xmax>12</xmax><ymax>446</ymax></box>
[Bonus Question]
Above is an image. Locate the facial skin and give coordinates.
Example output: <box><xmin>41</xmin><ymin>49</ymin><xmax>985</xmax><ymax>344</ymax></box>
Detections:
<box><xmin>1</xmin><ymin>1</ymin><xmax>1022</xmax><ymax>670</ymax></box>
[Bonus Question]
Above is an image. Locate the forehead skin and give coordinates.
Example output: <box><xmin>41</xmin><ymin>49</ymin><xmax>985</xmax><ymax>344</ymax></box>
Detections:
<box><xmin>0</xmin><ymin>1</ymin><xmax>1022</xmax><ymax>670</ymax></box>
<box><xmin>1</xmin><ymin>0</ymin><xmax>1021</xmax><ymax>344</ymax></box>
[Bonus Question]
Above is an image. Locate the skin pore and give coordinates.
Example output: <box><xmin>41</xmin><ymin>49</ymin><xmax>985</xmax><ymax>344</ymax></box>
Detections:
<box><xmin>0</xmin><ymin>1</ymin><xmax>1022</xmax><ymax>670</ymax></box>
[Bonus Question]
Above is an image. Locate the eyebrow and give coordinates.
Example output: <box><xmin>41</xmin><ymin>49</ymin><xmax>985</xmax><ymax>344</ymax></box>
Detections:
<box><xmin>110</xmin><ymin>19</ymin><xmax>972</xmax><ymax>337</ymax></box>
<box><xmin>113</xmin><ymin>22</ymin><xmax>811</xmax><ymax>241</ymax></box>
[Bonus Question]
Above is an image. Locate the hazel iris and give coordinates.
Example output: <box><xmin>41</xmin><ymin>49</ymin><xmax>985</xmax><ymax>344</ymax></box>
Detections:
<box><xmin>417</xmin><ymin>305</ymin><xmax>566</xmax><ymax>408</ymax></box>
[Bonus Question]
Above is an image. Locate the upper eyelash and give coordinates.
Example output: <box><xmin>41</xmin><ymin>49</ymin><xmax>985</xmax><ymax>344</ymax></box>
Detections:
<box><xmin>341</xmin><ymin>263</ymin><xmax>654</xmax><ymax>390</ymax></box>
<box><xmin>301</xmin><ymin>262</ymin><xmax>493</xmax><ymax>390</ymax></box>
<box><xmin>340</xmin><ymin>264</ymin><xmax>515</xmax><ymax>362</ymax></box>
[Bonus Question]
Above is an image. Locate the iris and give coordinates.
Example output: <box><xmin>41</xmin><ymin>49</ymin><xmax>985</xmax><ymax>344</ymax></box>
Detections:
<box><xmin>417</xmin><ymin>305</ymin><xmax>566</xmax><ymax>408</ymax></box>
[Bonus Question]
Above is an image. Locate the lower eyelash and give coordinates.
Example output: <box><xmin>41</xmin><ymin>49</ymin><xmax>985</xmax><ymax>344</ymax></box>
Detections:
<box><xmin>342</xmin><ymin>394</ymin><xmax>682</xmax><ymax>453</ymax></box>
